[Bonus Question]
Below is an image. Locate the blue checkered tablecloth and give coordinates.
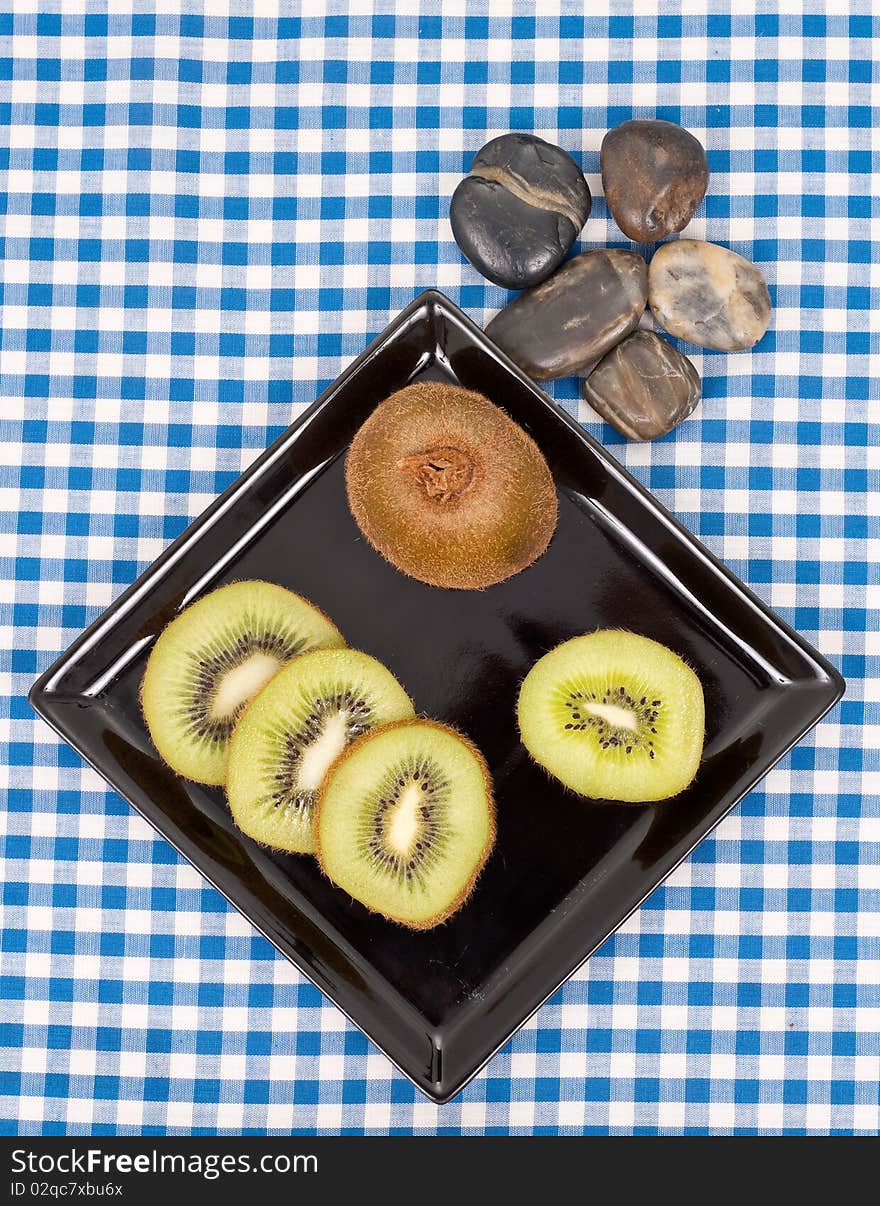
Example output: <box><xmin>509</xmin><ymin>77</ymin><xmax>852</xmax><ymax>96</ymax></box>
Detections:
<box><xmin>1</xmin><ymin>3</ymin><xmax>878</xmax><ymax>1136</ymax></box>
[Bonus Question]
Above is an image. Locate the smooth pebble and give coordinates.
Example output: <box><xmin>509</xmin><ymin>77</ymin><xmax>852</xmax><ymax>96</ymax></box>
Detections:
<box><xmin>583</xmin><ymin>330</ymin><xmax>701</xmax><ymax>441</ymax></box>
<box><xmin>485</xmin><ymin>249</ymin><xmax>648</xmax><ymax>381</ymax></box>
<box><xmin>601</xmin><ymin>119</ymin><xmax>709</xmax><ymax>244</ymax></box>
<box><xmin>648</xmin><ymin>239</ymin><xmax>771</xmax><ymax>351</ymax></box>
<box><xmin>450</xmin><ymin>133</ymin><xmax>592</xmax><ymax>290</ymax></box>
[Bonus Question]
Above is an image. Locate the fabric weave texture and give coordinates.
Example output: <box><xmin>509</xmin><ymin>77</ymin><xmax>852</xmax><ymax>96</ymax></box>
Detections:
<box><xmin>0</xmin><ymin>4</ymin><xmax>878</xmax><ymax>1134</ymax></box>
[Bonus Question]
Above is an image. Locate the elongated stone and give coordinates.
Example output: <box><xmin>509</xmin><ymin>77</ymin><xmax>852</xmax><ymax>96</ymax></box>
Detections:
<box><xmin>583</xmin><ymin>330</ymin><xmax>701</xmax><ymax>441</ymax></box>
<box><xmin>648</xmin><ymin>239</ymin><xmax>771</xmax><ymax>351</ymax></box>
<box><xmin>484</xmin><ymin>249</ymin><xmax>648</xmax><ymax>381</ymax></box>
<box><xmin>450</xmin><ymin>133</ymin><xmax>592</xmax><ymax>289</ymax></box>
<box><xmin>601</xmin><ymin>119</ymin><xmax>709</xmax><ymax>243</ymax></box>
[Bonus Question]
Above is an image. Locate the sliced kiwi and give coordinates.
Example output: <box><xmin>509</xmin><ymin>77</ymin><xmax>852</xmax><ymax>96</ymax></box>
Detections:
<box><xmin>517</xmin><ymin>630</ymin><xmax>704</xmax><ymax>803</ymax></box>
<box><xmin>316</xmin><ymin>719</ymin><xmax>495</xmax><ymax>930</ymax></box>
<box><xmin>345</xmin><ymin>382</ymin><xmax>557</xmax><ymax>590</ymax></box>
<box><xmin>226</xmin><ymin>649</ymin><xmax>415</xmax><ymax>854</ymax></box>
<box><xmin>141</xmin><ymin>580</ymin><xmax>344</xmax><ymax>785</ymax></box>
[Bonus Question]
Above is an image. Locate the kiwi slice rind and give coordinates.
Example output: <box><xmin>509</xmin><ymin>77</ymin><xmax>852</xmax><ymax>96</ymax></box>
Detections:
<box><xmin>141</xmin><ymin>580</ymin><xmax>345</xmax><ymax>786</ymax></box>
<box><xmin>345</xmin><ymin>382</ymin><xmax>557</xmax><ymax>590</ymax></box>
<box><xmin>226</xmin><ymin>648</ymin><xmax>415</xmax><ymax>854</ymax></box>
<box><xmin>517</xmin><ymin>630</ymin><xmax>705</xmax><ymax>803</ymax></box>
<box><xmin>315</xmin><ymin>718</ymin><xmax>496</xmax><ymax>930</ymax></box>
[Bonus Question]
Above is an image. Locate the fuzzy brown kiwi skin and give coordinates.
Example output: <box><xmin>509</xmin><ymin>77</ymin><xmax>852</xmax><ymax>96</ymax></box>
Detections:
<box><xmin>345</xmin><ymin>383</ymin><xmax>557</xmax><ymax>591</ymax></box>
<box><xmin>314</xmin><ymin>718</ymin><xmax>497</xmax><ymax>931</ymax></box>
<box><xmin>140</xmin><ymin>579</ymin><xmax>345</xmax><ymax>786</ymax></box>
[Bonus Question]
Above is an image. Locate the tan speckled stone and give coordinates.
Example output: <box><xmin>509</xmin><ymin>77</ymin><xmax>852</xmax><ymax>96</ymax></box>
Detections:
<box><xmin>648</xmin><ymin>239</ymin><xmax>771</xmax><ymax>351</ymax></box>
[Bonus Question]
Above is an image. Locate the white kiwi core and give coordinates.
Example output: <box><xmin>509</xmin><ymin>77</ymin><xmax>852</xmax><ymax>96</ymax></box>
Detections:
<box><xmin>297</xmin><ymin>709</ymin><xmax>350</xmax><ymax>791</ymax></box>
<box><xmin>385</xmin><ymin>781</ymin><xmax>423</xmax><ymax>856</ymax></box>
<box><xmin>209</xmin><ymin>653</ymin><xmax>282</xmax><ymax>721</ymax></box>
<box><xmin>583</xmin><ymin>701</ymin><xmax>640</xmax><ymax>732</ymax></box>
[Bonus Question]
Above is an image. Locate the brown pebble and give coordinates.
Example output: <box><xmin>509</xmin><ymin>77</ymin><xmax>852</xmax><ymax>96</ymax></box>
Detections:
<box><xmin>583</xmin><ymin>330</ymin><xmax>701</xmax><ymax>441</ymax></box>
<box><xmin>485</xmin><ymin>249</ymin><xmax>648</xmax><ymax>381</ymax></box>
<box><xmin>601</xmin><ymin>119</ymin><xmax>709</xmax><ymax>243</ymax></box>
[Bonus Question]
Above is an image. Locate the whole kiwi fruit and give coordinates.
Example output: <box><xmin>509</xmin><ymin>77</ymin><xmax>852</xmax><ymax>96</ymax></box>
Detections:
<box><xmin>345</xmin><ymin>382</ymin><xmax>557</xmax><ymax>589</ymax></box>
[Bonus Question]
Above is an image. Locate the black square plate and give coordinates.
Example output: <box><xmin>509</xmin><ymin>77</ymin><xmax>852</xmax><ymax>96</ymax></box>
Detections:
<box><xmin>30</xmin><ymin>291</ymin><xmax>844</xmax><ymax>1103</ymax></box>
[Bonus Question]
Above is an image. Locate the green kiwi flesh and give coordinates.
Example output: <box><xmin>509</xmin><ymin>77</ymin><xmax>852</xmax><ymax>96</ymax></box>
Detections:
<box><xmin>226</xmin><ymin>649</ymin><xmax>415</xmax><ymax>854</ymax></box>
<box><xmin>316</xmin><ymin>719</ymin><xmax>495</xmax><ymax>930</ymax></box>
<box><xmin>517</xmin><ymin>630</ymin><xmax>704</xmax><ymax>803</ymax></box>
<box><xmin>141</xmin><ymin>580</ymin><xmax>345</xmax><ymax>786</ymax></box>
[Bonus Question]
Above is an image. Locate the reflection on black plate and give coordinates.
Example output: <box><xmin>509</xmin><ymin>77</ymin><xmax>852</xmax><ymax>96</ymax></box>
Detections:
<box><xmin>30</xmin><ymin>291</ymin><xmax>844</xmax><ymax>1103</ymax></box>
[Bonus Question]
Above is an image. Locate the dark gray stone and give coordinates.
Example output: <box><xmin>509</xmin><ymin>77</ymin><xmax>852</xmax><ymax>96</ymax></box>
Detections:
<box><xmin>648</xmin><ymin>239</ymin><xmax>772</xmax><ymax>351</ymax></box>
<box><xmin>450</xmin><ymin>133</ymin><xmax>592</xmax><ymax>289</ymax></box>
<box><xmin>583</xmin><ymin>330</ymin><xmax>701</xmax><ymax>441</ymax></box>
<box><xmin>484</xmin><ymin>249</ymin><xmax>648</xmax><ymax>380</ymax></box>
<box><xmin>601</xmin><ymin>119</ymin><xmax>709</xmax><ymax>243</ymax></box>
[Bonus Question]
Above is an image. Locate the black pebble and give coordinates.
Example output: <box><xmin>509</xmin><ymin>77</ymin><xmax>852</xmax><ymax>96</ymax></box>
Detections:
<box><xmin>450</xmin><ymin>133</ymin><xmax>591</xmax><ymax>290</ymax></box>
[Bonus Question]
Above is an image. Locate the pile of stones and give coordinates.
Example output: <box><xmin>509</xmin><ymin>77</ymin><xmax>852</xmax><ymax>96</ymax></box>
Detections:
<box><xmin>450</xmin><ymin>120</ymin><xmax>771</xmax><ymax>442</ymax></box>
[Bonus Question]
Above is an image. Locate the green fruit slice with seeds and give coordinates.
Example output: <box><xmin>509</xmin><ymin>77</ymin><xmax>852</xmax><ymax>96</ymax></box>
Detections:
<box><xmin>517</xmin><ymin>630</ymin><xmax>704</xmax><ymax>803</ymax></box>
<box><xmin>316</xmin><ymin>719</ymin><xmax>496</xmax><ymax>930</ymax></box>
<box><xmin>141</xmin><ymin>580</ymin><xmax>345</xmax><ymax>786</ymax></box>
<box><xmin>226</xmin><ymin>649</ymin><xmax>415</xmax><ymax>854</ymax></box>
